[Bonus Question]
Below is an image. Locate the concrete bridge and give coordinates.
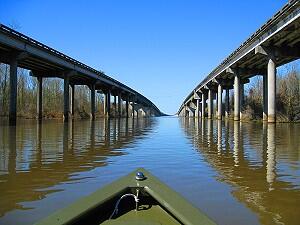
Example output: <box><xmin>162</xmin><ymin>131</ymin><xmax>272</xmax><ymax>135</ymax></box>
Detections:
<box><xmin>178</xmin><ymin>0</ymin><xmax>300</xmax><ymax>122</ymax></box>
<box><xmin>0</xmin><ymin>24</ymin><xmax>162</xmax><ymax>124</ymax></box>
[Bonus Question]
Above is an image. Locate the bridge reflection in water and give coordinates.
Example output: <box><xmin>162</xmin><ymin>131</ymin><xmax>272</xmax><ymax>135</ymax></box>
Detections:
<box><xmin>180</xmin><ymin>118</ymin><xmax>300</xmax><ymax>225</ymax></box>
<box><xmin>0</xmin><ymin>118</ymin><xmax>156</xmax><ymax>223</ymax></box>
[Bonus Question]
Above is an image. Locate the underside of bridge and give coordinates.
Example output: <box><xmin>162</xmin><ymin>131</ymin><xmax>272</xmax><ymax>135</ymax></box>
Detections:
<box><xmin>0</xmin><ymin>24</ymin><xmax>162</xmax><ymax>124</ymax></box>
<box><xmin>178</xmin><ymin>0</ymin><xmax>300</xmax><ymax>123</ymax></box>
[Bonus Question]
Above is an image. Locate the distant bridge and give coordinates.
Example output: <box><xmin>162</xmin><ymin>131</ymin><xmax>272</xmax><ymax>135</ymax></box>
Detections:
<box><xmin>0</xmin><ymin>24</ymin><xmax>162</xmax><ymax>124</ymax></box>
<box><xmin>178</xmin><ymin>0</ymin><xmax>300</xmax><ymax>123</ymax></box>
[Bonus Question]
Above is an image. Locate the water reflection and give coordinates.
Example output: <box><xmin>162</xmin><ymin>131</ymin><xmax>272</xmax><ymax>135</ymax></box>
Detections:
<box><xmin>0</xmin><ymin>118</ymin><xmax>156</xmax><ymax>218</ymax></box>
<box><xmin>180</xmin><ymin>118</ymin><xmax>300</xmax><ymax>225</ymax></box>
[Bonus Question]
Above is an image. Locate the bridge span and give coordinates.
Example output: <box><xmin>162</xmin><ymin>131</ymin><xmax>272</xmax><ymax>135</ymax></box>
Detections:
<box><xmin>178</xmin><ymin>0</ymin><xmax>300</xmax><ymax>123</ymax></box>
<box><xmin>0</xmin><ymin>24</ymin><xmax>162</xmax><ymax>124</ymax></box>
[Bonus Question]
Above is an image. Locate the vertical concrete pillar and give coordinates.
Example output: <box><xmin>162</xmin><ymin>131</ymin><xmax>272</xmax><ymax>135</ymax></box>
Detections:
<box><xmin>240</xmin><ymin>83</ymin><xmax>244</xmax><ymax>119</ymax></box>
<box><xmin>9</xmin><ymin>57</ymin><xmax>18</xmax><ymax>124</ymax></box>
<box><xmin>37</xmin><ymin>76</ymin><xmax>43</xmax><ymax>120</ymax></box>
<box><xmin>132</xmin><ymin>97</ymin><xmax>135</xmax><ymax>118</ymax></box>
<box><xmin>217</xmin><ymin>84</ymin><xmax>223</xmax><ymax>120</ymax></box>
<box><xmin>268</xmin><ymin>58</ymin><xmax>276</xmax><ymax>123</ymax></box>
<box><xmin>225</xmin><ymin>88</ymin><xmax>229</xmax><ymax>118</ymax></box>
<box><xmin>263</xmin><ymin>74</ymin><xmax>268</xmax><ymax>121</ymax></box>
<box><xmin>196</xmin><ymin>99</ymin><xmax>200</xmax><ymax>117</ymax></box>
<box><xmin>118</xmin><ymin>93</ymin><xmax>122</xmax><ymax>117</ymax></box>
<box><xmin>70</xmin><ymin>84</ymin><xmax>75</xmax><ymax>117</ymax></box>
<box><xmin>90</xmin><ymin>84</ymin><xmax>95</xmax><ymax>120</ymax></box>
<box><xmin>105</xmin><ymin>90</ymin><xmax>111</xmax><ymax>117</ymax></box>
<box><xmin>103</xmin><ymin>92</ymin><xmax>106</xmax><ymax>116</ymax></box>
<box><xmin>208</xmin><ymin>89</ymin><xmax>213</xmax><ymax>119</ymax></box>
<box><xmin>234</xmin><ymin>74</ymin><xmax>240</xmax><ymax>121</ymax></box>
<box><xmin>63</xmin><ymin>75</ymin><xmax>70</xmax><ymax>121</ymax></box>
<box><xmin>201</xmin><ymin>92</ymin><xmax>206</xmax><ymax>118</ymax></box>
<box><xmin>113</xmin><ymin>95</ymin><xmax>117</xmax><ymax>117</ymax></box>
<box><xmin>125</xmin><ymin>96</ymin><xmax>129</xmax><ymax>118</ymax></box>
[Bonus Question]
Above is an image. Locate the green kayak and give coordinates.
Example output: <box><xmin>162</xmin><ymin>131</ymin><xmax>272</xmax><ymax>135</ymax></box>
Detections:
<box><xmin>35</xmin><ymin>168</ymin><xmax>216</xmax><ymax>225</ymax></box>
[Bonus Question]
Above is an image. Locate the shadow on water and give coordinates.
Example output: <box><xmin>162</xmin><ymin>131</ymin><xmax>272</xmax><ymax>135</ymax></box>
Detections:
<box><xmin>179</xmin><ymin>118</ymin><xmax>300</xmax><ymax>225</ymax></box>
<box><xmin>0</xmin><ymin>117</ymin><xmax>157</xmax><ymax>219</ymax></box>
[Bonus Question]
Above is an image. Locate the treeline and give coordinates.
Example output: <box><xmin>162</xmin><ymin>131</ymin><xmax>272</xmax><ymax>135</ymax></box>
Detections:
<box><xmin>242</xmin><ymin>63</ymin><xmax>300</xmax><ymax>122</ymax></box>
<box><xmin>0</xmin><ymin>64</ymin><xmax>105</xmax><ymax>119</ymax></box>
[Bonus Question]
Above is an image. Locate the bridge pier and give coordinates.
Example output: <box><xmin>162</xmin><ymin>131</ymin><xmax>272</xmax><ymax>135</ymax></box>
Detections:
<box><xmin>234</xmin><ymin>73</ymin><xmax>240</xmax><ymax>121</ymax></box>
<box><xmin>217</xmin><ymin>84</ymin><xmax>223</xmax><ymax>120</ymax></box>
<box><xmin>208</xmin><ymin>89</ymin><xmax>213</xmax><ymax>119</ymax></box>
<box><xmin>263</xmin><ymin>74</ymin><xmax>268</xmax><ymax>121</ymax></box>
<box><xmin>9</xmin><ymin>56</ymin><xmax>18</xmax><ymax>125</ymax></box>
<box><xmin>118</xmin><ymin>92</ymin><xmax>122</xmax><ymax>117</ymax></box>
<box><xmin>37</xmin><ymin>76</ymin><xmax>43</xmax><ymax>120</ymax></box>
<box><xmin>240</xmin><ymin>83</ymin><xmax>244</xmax><ymax>119</ymax></box>
<box><xmin>105</xmin><ymin>90</ymin><xmax>111</xmax><ymax>117</ymax></box>
<box><xmin>201</xmin><ymin>92</ymin><xmax>206</xmax><ymax>119</ymax></box>
<box><xmin>196</xmin><ymin>99</ymin><xmax>200</xmax><ymax>117</ymax></box>
<box><xmin>70</xmin><ymin>84</ymin><xmax>75</xmax><ymax>117</ymax></box>
<box><xmin>225</xmin><ymin>88</ymin><xmax>230</xmax><ymax>118</ymax></box>
<box><xmin>63</xmin><ymin>75</ymin><xmax>70</xmax><ymax>121</ymax></box>
<box><xmin>90</xmin><ymin>84</ymin><xmax>95</xmax><ymax>120</ymax></box>
<box><xmin>267</xmin><ymin>58</ymin><xmax>276</xmax><ymax>123</ymax></box>
<box><xmin>125</xmin><ymin>95</ymin><xmax>129</xmax><ymax>118</ymax></box>
<box><xmin>113</xmin><ymin>95</ymin><xmax>117</xmax><ymax>117</ymax></box>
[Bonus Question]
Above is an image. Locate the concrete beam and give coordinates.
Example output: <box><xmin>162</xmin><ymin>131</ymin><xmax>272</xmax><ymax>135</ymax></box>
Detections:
<box><xmin>255</xmin><ymin>45</ymin><xmax>300</xmax><ymax>58</ymax></box>
<box><xmin>194</xmin><ymin>90</ymin><xmax>201</xmax><ymax>100</ymax></box>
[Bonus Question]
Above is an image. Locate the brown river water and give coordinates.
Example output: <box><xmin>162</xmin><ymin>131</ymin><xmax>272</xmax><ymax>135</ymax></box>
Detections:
<box><xmin>0</xmin><ymin>117</ymin><xmax>299</xmax><ymax>225</ymax></box>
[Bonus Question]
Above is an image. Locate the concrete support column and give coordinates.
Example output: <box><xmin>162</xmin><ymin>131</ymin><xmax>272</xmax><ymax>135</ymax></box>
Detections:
<box><xmin>263</xmin><ymin>74</ymin><xmax>268</xmax><ymax>121</ymax></box>
<box><xmin>201</xmin><ymin>92</ymin><xmax>206</xmax><ymax>118</ymax></box>
<box><xmin>113</xmin><ymin>95</ymin><xmax>117</xmax><ymax>117</ymax></box>
<box><xmin>105</xmin><ymin>90</ymin><xmax>111</xmax><ymax>117</ymax></box>
<box><xmin>9</xmin><ymin>57</ymin><xmax>18</xmax><ymax>124</ymax></box>
<box><xmin>234</xmin><ymin>74</ymin><xmax>240</xmax><ymax>121</ymax></box>
<box><xmin>208</xmin><ymin>89</ymin><xmax>213</xmax><ymax>119</ymax></box>
<box><xmin>118</xmin><ymin>93</ymin><xmax>122</xmax><ymax>117</ymax></box>
<box><xmin>196</xmin><ymin>99</ymin><xmax>200</xmax><ymax>117</ymax></box>
<box><xmin>90</xmin><ymin>84</ymin><xmax>95</xmax><ymax>120</ymax></box>
<box><xmin>268</xmin><ymin>58</ymin><xmax>276</xmax><ymax>123</ymax></box>
<box><xmin>217</xmin><ymin>84</ymin><xmax>223</xmax><ymax>120</ymax></box>
<box><xmin>225</xmin><ymin>88</ymin><xmax>230</xmax><ymax>118</ymax></box>
<box><xmin>37</xmin><ymin>76</ymin><xmax>43</xmax><ymax>120</ymax></box>
<box><xmin>240</xmin><ymin>83</ymin><xmax>244</xmax><ymax>119</ymax></box>
<box><xmin>63</xmin><ymin>75</ymin><xmax>70</xmax><ymax>121</ymax></box>
<box><xmin>71</xmin><ymin>84</ymin><xmax>75</xmax><ymax>117</ymax></box>
<box><xmin>125</xmin><ymin>96</ymin><xmax>129</xmax><ymax>118</ymax></box>
<box><xmin>132</xmin><ymin>98</ymin><xmax>135</xmax><ymax>118</ymax></box>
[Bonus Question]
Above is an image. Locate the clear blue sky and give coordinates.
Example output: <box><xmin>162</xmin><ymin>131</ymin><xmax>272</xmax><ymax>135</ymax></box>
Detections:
<box><xmin>0</xmin><ymin>0</ymin><xmax>287</xmax><ymax>114</ymax></box>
